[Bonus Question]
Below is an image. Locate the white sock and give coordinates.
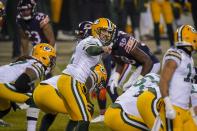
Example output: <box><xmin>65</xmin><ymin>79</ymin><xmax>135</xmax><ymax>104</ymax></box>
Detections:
<box><xmin>27</xmin><ymin>120</ymin><xmax>37</xmax><ymax>131</ymax></box>
<box><xmin>26</xmin><ymin>108</ymin><xmax>40</xmax><ymax>131</ymax></box>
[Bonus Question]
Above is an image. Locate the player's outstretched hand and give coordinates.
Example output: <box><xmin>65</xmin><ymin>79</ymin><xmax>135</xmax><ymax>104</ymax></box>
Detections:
<box><xmin>102</xmin><ymin>46</ymin><xmax>112</xmax><ymax>54</ymax></box>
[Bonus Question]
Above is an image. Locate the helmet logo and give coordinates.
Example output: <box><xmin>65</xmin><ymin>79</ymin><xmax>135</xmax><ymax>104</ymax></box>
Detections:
<box><xmin>43</xmin><ymin>46</ymin><xmax>52</xmax><ymax>52</ymax></box>
<box><xmin>84</xmin><ymin>24</ymin><xmax>91</xmax><ymax>30</ymax></box>
<box><xmin>100</xmin><ymin>67</ymin><xmax>106</xmax><ymax>75</ymax></box>
<box><xmin>191</xmin><ymin>28</ymin><xmax>197</xmax><ymax>33</ymax></box>
<box><xmin>94</xmin><ymin>19</ymin><xmax>99</xmax><ymax>24</ymax></box>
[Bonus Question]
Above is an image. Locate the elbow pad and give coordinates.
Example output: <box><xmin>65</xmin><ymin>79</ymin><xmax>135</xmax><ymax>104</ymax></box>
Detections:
<box><xmin>14</xmin><ymin>73</ymin><xmax>31</xmax><ymax>93</ymax></box>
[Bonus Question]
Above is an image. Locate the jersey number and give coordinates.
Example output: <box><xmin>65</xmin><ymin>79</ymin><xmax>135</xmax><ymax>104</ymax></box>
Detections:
<box><xmin>25</xmin><ymin>30</ymin><xmax>41</xmax><ymax>44</ymax></box>
<box><xmin>184</xmin><ymin>63</ymin><xmax>192</xmax><ymax>82</ymax></box>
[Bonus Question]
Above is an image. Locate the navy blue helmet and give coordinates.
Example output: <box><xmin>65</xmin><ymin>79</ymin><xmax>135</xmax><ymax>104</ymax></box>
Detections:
<box><xmin>17</xmin><ymin>0</ymin><xmax>37</xmax><ymax>20</ymax></box>
<box><xmin>75</xmin><ymin>21</ymin><xmax>93</xmax><ymax>39</ymax></box>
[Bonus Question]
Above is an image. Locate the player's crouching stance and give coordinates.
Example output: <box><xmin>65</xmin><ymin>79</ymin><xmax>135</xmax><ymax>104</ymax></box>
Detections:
<box><xmin>159</xmin><ymin>25</ymin><xmax>197</xmax><ymax>131</ymax></box>
<box><xmin>50</xmin><ymin>18</ymin><xmax>114</xmax><ymax>131</ymax></box>
<box><xmin>33</xmin><ymin>64</ymin><xmax>107</xmax><ymax>130</ymax></box>
<box><xmin>104</xmin><ymin>73</ymin><xmax>164</xmax><ymax>131</ymax></box>
<box><xmin>0</xmin><ymin>43</ymin><xmax>56</xmax><ymax>131</ymax></box>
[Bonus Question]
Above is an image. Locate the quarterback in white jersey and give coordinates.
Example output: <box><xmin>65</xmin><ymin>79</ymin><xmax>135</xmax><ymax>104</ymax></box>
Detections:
<box><xmin>0</xmin><ymin>43</ymin><xmax>56</xmax><ymax>131</ymax></box>
<box><xmin>56</xmin><ymin>18</ymin><xmax>116</xmax><ymax>131</ymax></box>
<box><xmin>104</xmin><ymin>73</ymin><xmax>163</xmax><ymax>131</ymax></box>
<box><xmin>63</xmin><ymin>36</ymin><xmax>103</xmax><ymax>83</ymax></box>
<box><xmin>159</xmin><ymin>25</ymin><xmax>197</xmax><ymax>130</ymax></box>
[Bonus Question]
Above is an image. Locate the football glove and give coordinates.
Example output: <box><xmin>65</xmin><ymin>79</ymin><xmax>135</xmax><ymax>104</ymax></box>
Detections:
<box><xmin>109</xmin><ymin>72</ymin><xmax>120</xmax><ymax>94</ymax></box>
<box><xmin>164</xmin><ymin>97</ymin><xmax>176</xmax><ymax>119</ymax></box>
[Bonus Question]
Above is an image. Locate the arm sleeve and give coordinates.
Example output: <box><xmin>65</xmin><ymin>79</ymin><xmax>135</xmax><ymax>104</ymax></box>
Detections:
<box><xmin>86</xmin><ymin>46</ymin><xmax>104</xmax><ymax>56</ymax></box>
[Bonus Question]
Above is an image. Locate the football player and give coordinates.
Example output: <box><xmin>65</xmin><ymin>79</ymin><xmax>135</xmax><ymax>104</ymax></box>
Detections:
<box><xmin>17</xmin><ymin>0</ymin><xmax>55</xmax><ymax>55</ymax></box>
<box><xmin>75</xmin><ymin>21</ymin><xmax>92</xmax><ymax>41</ymax></box>
<box><xmin>54</xmin><ymin>18</ymin><xmax>114</xmax><ymax>131</ymax></box>
<box><xmin>33</xmin><ymin>64</ymin><xmax>107</xmax><ymax>130</ymax></box>
<box><xmin>109</xmin><ymin>29</ymin><xmax>160</xmax><ymax>94</ymax></box>
<box><xmin>104</xmin><ymin>73</ymin><xmax>164</xmax><ymax>131</ymax></box>
<box><xmin>0</xmin><ymin>43</ymin><xmax>56</xmax><ymax>131</ymax></box>
<box><xmin>92</xmin><ymin>19</ymin><xmax>160</xmax><ymax>123</ymax></box>
<box><xmin>29</xmin><ymin>21</ymin><xmax>92</xmax><ymax>131</ymax></box>
<box><xmin>150</xmin><ymin>0</ymin><xmax>174</xmax><ymax>54</ymax></box>
<box><xmin>159</xmin><ymin>25</ymin><xmax>197</xmax><ymax>130</ymax></box>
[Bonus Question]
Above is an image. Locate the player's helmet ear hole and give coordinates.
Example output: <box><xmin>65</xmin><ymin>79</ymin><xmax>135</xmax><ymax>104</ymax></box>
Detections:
<box><xmin>194</xmin><ymin>40</ymin><xmax>196</xmax><ymax>43</ymax></box>
<box><xmin>42</xmin><ymin>57</ymin><xmax>46</xmax><ymax>60</ymax></box>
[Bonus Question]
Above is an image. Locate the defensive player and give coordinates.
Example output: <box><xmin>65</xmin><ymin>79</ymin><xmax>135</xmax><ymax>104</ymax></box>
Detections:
<box><xmin>17</xmin><ymin>0</ymin><xmax>55</xmax><ymax>55</ymax></box>
<box><xmin>109</xmin><ymin>30</ymin><xmax>160</xmax><ymax>94</ymax></box>
<box><xmin>0</xmin><ymin>43</ymin><xmax>56</xmax><ymax>131</ymax></box>
<box><xmin>33</xmin><ymin>64</ymin><xmax>107</xmax><ymax>131</ymax></box>
<box><xmin>159</xmin><ymin>25</ymin><xmax>197</xmax><ymax>130</ymax></box>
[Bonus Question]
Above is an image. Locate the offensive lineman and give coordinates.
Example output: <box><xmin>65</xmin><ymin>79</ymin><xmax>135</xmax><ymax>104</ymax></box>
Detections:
<box><xmin>0</xmin><ymin>43</ymin><xmax>56</xmax><ymax>131</ymax></box>
<box><xmin>104</xmin><ymin>73</ymin><xmax>163</xmax><ymax>131</ymax></box>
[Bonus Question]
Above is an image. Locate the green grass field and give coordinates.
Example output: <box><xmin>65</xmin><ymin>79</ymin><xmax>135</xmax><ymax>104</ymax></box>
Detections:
<box><xmin>0</xmin><ymin>40</ymin><xmax>196</xmax><ymax>131</ymax></box>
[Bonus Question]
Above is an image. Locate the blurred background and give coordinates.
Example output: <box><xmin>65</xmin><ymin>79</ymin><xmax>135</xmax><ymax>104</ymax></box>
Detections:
<box><xmin>0</xmin><ymin>0</ymin><xmax>196</xmax><ymax>60</ymax></box>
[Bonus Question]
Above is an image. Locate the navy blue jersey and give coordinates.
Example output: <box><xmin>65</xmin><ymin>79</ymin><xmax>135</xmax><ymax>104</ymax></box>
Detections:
<box><xmin>17</xmin><ymin>12</ymin><xmax>49</xmax><ymax>46</ymax></box>
<box><xmin>112</xmin><ymin>31</ymin><xmax>159</xmax><ymax>67</ymax></box>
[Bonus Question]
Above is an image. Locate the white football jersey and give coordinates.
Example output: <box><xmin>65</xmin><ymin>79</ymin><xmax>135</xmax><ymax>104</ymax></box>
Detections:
<box><xmin>115</xmin><ymin>73</ymin><xmax>161</xmax><ymax>118</ymax></box>
<box><xmin>0</xmin><ymin>59</ymin><xmax>45</xmax><ymax>83</ymax></box>
<box><xmin>191</xmin><ymin>84</ymin><xmax>197</xmax><ymax>107</ymax></box>
<box><xmin>41</xmin><ymin>70</ymin><xmax>99</xmax><ymax>90</ymax></box>
<box><xmin>162</xmin><ymin>48</ymin><xmax>195</xmax><ymax>109</ymax></box>
<box><xmin>62</xmin><ymin>36</ymin><xmax>102</xmax><ymax>83</ymax></box>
